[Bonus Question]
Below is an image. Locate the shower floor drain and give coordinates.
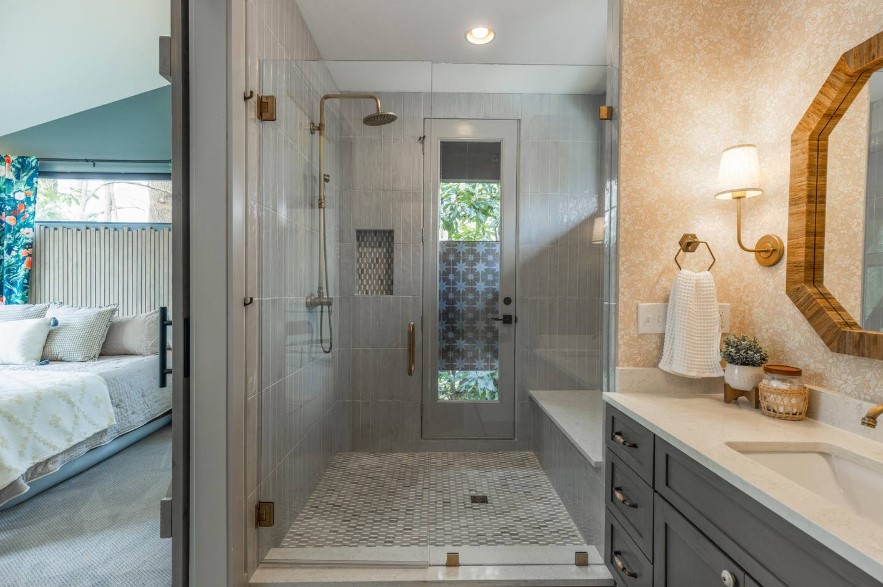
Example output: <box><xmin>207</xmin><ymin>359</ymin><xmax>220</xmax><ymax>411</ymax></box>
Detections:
<box><xmin>470</xmin><ymin>495</ymin><xmax>489</xmax><ymax>504</ymax></box>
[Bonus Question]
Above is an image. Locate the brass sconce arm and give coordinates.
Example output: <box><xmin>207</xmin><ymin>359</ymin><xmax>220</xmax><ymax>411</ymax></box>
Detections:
<box><xmin>734</xmin><ymin>198</ymin><xmax>785</xmax><ymax>267</ymax></box>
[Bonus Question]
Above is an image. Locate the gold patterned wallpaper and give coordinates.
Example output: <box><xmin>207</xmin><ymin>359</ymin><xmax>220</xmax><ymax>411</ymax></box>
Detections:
<box><xmin>618</xmin><ymin>0</ymin><xmax>883</xmax><ymax>402</ymax></box>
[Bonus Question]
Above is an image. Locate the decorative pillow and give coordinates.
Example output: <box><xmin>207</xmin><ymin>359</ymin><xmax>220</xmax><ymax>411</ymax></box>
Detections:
<box><xmin>43</xmin><ymin>304</ymin><xmax>118</xmax><ymax>362</ymax></box>
<box><xmin>0</xmin><ymin>303</ymin><xmax>49</xmax><ymax>323</ymax></box>
<box><xmin>0</xmin><ymin>317</ymin><xmax>55</xmax><ymax>365</ymax></box>
<box><xmin>101</xmin><ymin>310</ymin><xmax>160</xmax><ymax>356</ymax></box>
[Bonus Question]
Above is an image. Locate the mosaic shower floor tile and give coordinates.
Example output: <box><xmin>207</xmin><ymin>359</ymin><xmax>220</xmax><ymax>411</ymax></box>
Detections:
<box><xmin>280</xmin><ymin>452</ymin><xmax>585</xmax><ymax>549</ymax></box>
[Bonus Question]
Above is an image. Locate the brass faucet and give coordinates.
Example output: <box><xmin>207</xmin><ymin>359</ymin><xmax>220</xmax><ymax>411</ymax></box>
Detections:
<box><xmin>862</xmin><ymin>404</ymin><xmax>883</xmax><ymax>428</ymax></box>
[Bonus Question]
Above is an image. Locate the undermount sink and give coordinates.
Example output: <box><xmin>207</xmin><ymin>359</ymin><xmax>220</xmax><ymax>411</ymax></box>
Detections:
<box><xmin>726</xmin><ymin>442</ymin><xmax>883</xmax><ymax>528</ymax></box>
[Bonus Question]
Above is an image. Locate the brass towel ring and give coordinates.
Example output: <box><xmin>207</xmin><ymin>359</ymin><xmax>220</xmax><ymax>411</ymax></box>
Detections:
<box><xmin>674</xmin><ymin>233</ymin><xmax>716</xmax><ymax>271</ymax></box>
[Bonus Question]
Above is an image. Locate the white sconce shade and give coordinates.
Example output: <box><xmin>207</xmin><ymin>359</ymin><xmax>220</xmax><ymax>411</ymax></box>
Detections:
<box><xmin>713</xmin><ymin>142</ymin><xmax>784</xmax><ymax>266</ymax></box>
<box><xmin>592</xmin><ymin>216</ymin><xmax>605</xmax><ymax>244</ymax></box>
<box><xmin>715</xmin><ymin>144</ymin><xmax>763</xmax><ymax>200</ymax></box>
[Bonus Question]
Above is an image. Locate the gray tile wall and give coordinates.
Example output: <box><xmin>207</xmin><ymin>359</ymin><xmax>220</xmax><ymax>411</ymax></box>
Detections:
<box><xmin>244</xmin><ymin>0</ymin><xmax>351</xmax><ymax>572</ymax></box>
<box><xmin>531</xmin><ymin>397</ymin><xmax>605</xmax><ymax>547</ymax></box>
<box><xmin>339</xmin><ymin>92</ymin><xmax>605</xmax><ymax>452</ymax></box>
<box><xmin>337</xmin><ymin>92</ymin><xmax>425</xmax><ymax>452</ymax></box>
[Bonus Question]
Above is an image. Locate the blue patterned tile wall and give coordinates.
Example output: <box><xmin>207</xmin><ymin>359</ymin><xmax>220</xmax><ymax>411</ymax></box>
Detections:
<box><xmin>438</xmin><ymin>241</ymin><xmax>500</xmax><ymax>371</ymax></box>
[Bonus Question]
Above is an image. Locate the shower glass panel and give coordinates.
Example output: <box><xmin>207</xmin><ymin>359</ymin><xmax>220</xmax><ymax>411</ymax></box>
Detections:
<box><xmin>254</xmin><ymin>58</ymin><xmax>430</xmax><ymax>566</ymax></box>
<box><xmin>251</xmin><ymin>53</ymin><xmax>607</xmax><ymax>570</ymax></box>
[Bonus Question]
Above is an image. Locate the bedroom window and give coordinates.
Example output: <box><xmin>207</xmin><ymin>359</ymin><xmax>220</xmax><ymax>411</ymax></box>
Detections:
<box><xmin>35</xmin><ymin>178</ymin><xmax>173</xmax><ymax>223</ymax></box>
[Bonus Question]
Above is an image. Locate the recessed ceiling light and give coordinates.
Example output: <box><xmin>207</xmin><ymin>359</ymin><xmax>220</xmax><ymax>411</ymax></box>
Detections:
<box><xmin>466</xmin><ymin>26</ymin><xmax>495</xmax><ymax>45</ymax></box>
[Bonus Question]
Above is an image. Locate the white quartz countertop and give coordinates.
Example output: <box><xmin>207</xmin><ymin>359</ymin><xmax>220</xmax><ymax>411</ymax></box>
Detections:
<box><xmin>529</xmin><ymin>390</ymin><xmax>603</xmax><ymax>467</ymax></box>
<box><xmin>602</xmin><ymin>392</ymin><xmax>883</xmax><ymax>580</ymax></box>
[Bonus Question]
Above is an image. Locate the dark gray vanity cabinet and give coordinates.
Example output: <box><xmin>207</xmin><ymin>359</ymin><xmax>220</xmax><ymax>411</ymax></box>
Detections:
<box><xmin>604</xmin><ymin>404</ymin><xmax>882</xmax><ymax>587</ymax></box>
<box><xmin>653</xmin><ymin>494</ymin><xmax>745</xmax><ymax>587</ymax></box>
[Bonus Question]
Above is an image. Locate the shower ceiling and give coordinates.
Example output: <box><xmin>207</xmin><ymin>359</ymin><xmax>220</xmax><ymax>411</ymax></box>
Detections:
<box><xmin>295</xmin><ymin>0</ymin><xmax>608</xmax><ymax>94</ymax></box>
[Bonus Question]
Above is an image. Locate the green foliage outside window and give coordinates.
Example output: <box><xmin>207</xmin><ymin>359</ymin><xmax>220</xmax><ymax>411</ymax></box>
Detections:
<box><xmin>439</xmin><ymin>182</ymin><xmax>500</xmax><ymax>241</ymax></box>
<box><xmin>438</xmin><ymin>370</ymin><xmax>499</xmax><ymax>401</ymax></box>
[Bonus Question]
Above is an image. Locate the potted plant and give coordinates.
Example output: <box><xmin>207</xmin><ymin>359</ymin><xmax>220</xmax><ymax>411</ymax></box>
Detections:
<box><xmin>721</xmin><ymin>334</ymin><xmax>769</xmax><ymax>391</ymax></box>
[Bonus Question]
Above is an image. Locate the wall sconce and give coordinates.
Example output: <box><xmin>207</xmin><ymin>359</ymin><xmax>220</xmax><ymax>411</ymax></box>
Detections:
<box><xmin>714</xmin><ymin>144</ymin><xmax>784</xmax><ymax>267</ymax></box>
<box><xmin>591</xmin><ymin>216</ymin><xmax>605</xmax><ymax>245</ymax></box>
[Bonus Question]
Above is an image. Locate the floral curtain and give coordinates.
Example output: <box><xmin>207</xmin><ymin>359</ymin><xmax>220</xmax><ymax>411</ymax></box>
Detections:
<box><xmin>0</xmin><ymin>155</ymin><xmax>38</xmax><ymax>304</ymax></box>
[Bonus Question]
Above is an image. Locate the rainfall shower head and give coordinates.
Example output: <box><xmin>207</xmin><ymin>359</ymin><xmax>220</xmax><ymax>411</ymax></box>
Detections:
<box><xmin>363</xmin><ymin>111</ymin><xmax>398</xmax><ymax>126</ymax></box>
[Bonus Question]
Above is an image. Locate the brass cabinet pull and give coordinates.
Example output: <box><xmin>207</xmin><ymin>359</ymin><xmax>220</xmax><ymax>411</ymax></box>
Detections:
<box><xmin>612</xmin><ymin>551</ymin><xmax>638</xmax><ymax>578</ymax></box>
<box><xmin>407</xmin><ymin>322</ymin><xmax>415</xmax><ymax>376</ymax></box>
<box><xmin>613</xmin><ymin>487</ymin><xmax>637</xmax><ymax>508</ymax></box>
<box><xmin>612</xmin><ymin>432</ymin><xmax>638</xmax><ymax>448</ymax></box>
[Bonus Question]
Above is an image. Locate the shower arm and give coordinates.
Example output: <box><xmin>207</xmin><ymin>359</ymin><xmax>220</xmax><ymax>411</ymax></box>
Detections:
<box><xmin>311</xmin><ymin>94</ymin><xmax>383</xmax><ymax>209</ymax></box>
<box><xmin>312</xmin><ymin>94</ymin><xmax>383</xmax><ymax>133</ymax></box>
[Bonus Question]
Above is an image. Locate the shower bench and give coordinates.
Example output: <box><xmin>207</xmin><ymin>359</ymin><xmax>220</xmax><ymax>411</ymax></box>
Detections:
<box><xmin>529</xmin><ymin>390</ymin><xmax>606</xmax><ymax>549</ymax></box>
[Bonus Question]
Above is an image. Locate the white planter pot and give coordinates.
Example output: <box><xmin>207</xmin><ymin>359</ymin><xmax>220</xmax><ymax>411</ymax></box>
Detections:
<box><xmin>724</xmin><ymin>363</ymin><xmax>764</xmax><ymax>391</ymax></box>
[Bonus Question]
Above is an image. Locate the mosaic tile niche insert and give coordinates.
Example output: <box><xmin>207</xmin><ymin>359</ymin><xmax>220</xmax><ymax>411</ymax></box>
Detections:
<box><xmin>356</xmin><ymin>229</ymin><xmax>394</xmax><ymax>296</ymax></box>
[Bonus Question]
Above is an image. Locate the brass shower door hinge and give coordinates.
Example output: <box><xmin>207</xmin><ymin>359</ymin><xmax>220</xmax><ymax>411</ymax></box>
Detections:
<box><xmin>257</xmin><ymin>95</ymin><xmax>276</xmax><ymax>121</ymax></box>
<box><xmin>255</xmin><ymin>501</ymin><xmax>275</xmax><ymax>527</ymax></box>
<box><xmin>599</xmin><ymin>105</ymin><xmax>614</xmax><ymax>120</ymax></box>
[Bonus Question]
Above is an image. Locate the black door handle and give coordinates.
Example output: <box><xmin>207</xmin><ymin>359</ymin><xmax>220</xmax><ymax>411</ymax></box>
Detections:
<box><xmin>158</xmin><ymin>307</ymin><xmax>173</xmax><ymax>388</ymax></box>
<box><xmin>491</xmin><ymin>314</ymin><xmax>514</xmax><ymax>324</ymax></box>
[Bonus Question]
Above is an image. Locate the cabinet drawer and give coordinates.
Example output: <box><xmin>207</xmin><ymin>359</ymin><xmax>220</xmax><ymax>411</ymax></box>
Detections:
<box><xmin>654</xmin><ymin>493</ymin><xmax>745</xmax><ymax>587</ymax></box>
<box><xmin>606</xmin><ymin>450</ymin><xmax>654</xmax><ymax>560</ymax></box>
<box><xmin>605</xmin><ymin>508</ymin><xmax>653</xmax><ymax>587</ymax></box>
<box><xmin>605</xmin><ymin>406</ymin><xmax>654</xmax><ymax>484</ymax></box>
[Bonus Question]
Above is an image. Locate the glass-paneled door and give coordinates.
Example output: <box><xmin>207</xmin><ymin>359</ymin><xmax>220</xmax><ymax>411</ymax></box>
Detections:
<box><xmin>422</xmin><ymin>119</ymin><xmax>518</xmax><ymax>439</ymax></box>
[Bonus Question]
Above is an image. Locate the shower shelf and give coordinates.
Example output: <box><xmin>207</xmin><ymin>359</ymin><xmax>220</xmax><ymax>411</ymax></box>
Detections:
<box><xmin>356</xmin><ymin>229</ymin><xmax>394</xmax><ymax>296</ymax></box>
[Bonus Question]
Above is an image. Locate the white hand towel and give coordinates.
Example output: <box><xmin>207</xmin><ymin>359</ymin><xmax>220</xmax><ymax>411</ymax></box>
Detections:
<box><xmin>658</xmin><ymin>270</ymin><xmax>724</xmax><ymax>379</ymax></box>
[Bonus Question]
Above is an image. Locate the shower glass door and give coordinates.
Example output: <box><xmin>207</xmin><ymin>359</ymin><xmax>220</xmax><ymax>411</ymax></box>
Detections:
<box><xmin>422</xmin><ymin>119</ymin><xmax>518</xmax><ymax>439</ymax></box>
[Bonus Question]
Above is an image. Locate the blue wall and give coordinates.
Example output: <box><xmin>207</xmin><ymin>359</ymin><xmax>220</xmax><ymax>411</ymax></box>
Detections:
<box><xmin>0</xmin><ymin>87</ymin><xmax>170</xmax><ymax>175</ymax></box>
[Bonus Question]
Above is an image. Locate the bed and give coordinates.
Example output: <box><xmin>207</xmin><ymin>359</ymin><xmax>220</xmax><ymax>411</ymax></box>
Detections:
<box><xmin>0</xmin><ymin>354</ymin><xmax>172</xmax><ymax>509</ymax></box>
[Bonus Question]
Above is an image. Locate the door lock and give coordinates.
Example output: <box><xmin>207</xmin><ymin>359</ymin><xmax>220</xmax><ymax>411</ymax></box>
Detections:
<box><xmin>492</xmin><ymin>314</ymin><xmax>514</xmax><ymax>325</ymax></box>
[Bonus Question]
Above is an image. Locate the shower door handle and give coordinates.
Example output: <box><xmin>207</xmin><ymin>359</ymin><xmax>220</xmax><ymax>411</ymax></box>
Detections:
<box><xmin>491</xmin><ymin>314</ymin><xmax>514</xmax><ymax>325</ymax></box>
<box><xmin>407</xmin><ymin>322</ymin><xmax>416</xmax><ymax>376</ymax></box>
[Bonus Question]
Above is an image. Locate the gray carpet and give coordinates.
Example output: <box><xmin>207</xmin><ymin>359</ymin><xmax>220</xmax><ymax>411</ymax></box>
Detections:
<box><xmin>0</xmin><ymin>426</ymin><xmax>172</xmax><ymax>587</ymax></box>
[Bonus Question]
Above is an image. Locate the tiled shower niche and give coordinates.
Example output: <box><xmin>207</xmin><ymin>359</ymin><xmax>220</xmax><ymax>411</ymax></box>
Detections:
<box><xmin>356</xmin><ymin>229</ymin><xmax>395</xmax><ymax>296</ymax></box>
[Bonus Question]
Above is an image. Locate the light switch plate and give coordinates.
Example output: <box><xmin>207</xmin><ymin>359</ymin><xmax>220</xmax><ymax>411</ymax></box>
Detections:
<box><xmin>719</xmin><ymin>303</ymin><xmax>731</xmax><ymax>333</ymax></box>
<box><xmin>637</xmin><ymin>303</ymin><xmax>667</xmax><ymax>334</ymax></box>
<box><xmin>637</xmin><ymin>302</ymin><xmax>732</xmax><ymax>334</ymax></box>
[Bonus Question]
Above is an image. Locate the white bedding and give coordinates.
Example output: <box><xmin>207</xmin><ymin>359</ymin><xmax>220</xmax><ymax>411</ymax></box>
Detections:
<box><xmin>0</xmin><ymin>371</ymin><xmax>116</xmax><ymax>490</ymax></box>
<box><xmin>0</xmin><ymin>354</ymin><xmax>172</xmax><ymax>506</ymax></box>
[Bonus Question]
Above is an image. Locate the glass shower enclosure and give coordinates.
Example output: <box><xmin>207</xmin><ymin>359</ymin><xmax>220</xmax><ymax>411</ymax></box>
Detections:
<box><xmin>248</xmin><ymin>56</ymin><xmax>608</xmax><ymax>569</ymax></box>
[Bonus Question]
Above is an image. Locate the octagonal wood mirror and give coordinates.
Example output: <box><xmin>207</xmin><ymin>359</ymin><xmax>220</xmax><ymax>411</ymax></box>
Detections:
<box><xmin>787</xmin><ymin>31</ymin><xmax>883</xmax><ymax>359</ymax></box>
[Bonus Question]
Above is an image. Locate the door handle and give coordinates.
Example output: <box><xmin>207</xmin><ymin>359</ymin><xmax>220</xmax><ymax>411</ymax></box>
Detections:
<box><xmin>491</xmin><ymin>314</ymin><xmax>514</xmax><ymax>324</ymax></box>
<box><xmin>158</xmin><ymin>307</ymin><xmax>173</xmax><ymax>388</ymax></box>
<box><xmin>407</xmin><ymin>322</ymin><xmax>415</xmax><ymax>376</ymax></box>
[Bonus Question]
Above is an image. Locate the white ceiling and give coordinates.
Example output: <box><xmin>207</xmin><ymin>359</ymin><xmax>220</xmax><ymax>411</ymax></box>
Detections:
<box><xmin>296</xmin><ymin>0</ymin><xmax>608</xmax><ymax>94</ymax></box>
<box><xmin>0</xmin><ymin>0</ymin><xmax>169</xmax><ymax>137</ymax></box>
